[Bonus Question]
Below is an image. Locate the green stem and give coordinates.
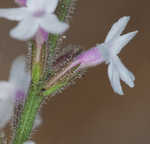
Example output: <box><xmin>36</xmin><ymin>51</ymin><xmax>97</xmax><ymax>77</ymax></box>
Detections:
<box><xmin>48</xmin><ymin>0</ymin><xmax>72</xmax><ymax>57</ymax></box>
<box><xmin>12</xmin><ymin>81</ymin><xmax>66</xmax><ymax>144</ymax></box>
<box><xmin>12</xmin><ymin>1</ymin><xmax>74</xmax><ymax>144</ymax></box>
<box><xmin>12</xmin><ymin>84</ymin><xmax>43</xmax><ymax>144</ymax></box>
<box><xmin>57</xmin><ymin>0</ymin><xmax>73</xmax><ymax>21</ymax></box>
<box><xmin>12</xmin><ymin>41</ymin><xmax>43</xmax><ymax>144</ymax></box>
<box><xmin>45</xmin><ymin>0</ymin><xmax>73</xmax><ymax>78</ymax></box>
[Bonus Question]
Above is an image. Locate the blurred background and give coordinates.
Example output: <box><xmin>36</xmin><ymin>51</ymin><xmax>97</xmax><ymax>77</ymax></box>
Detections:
<box><xmin>0</xmin><ymin>0</ymin><xmax>150</xmax><ymax>144</ymax></box>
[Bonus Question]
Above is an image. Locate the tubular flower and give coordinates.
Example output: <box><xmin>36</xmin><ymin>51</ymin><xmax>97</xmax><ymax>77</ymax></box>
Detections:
<box><xmin>0</xmin><ymin>56</ymin><xmax>31</xmax><ymax>129</ymax></box>
<box><xmin>72</xmin><ymin>16</ymin><xmax>138</xmax><ymax>95</ymax></box>
<box><xmin>0</xmin><ymin>0</ymin><xmax>69</xmax><ymax>40</ymax></box>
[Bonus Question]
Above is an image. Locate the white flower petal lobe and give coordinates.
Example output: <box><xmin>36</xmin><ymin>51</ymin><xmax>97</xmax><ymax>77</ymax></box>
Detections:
<box><xmin>45</xmin><ymin>0</ymin><xmax>59</xmax><ymax>13</ymax></box>
<box><xmin>10</xmin><ymin>16</ymin><xmax>39</xmax><ymax>40</ymax></box>
<box><xmin>40</xmin><ymin>14</ymin><xmax>69</xmax><ymax>34</ymax></box>
<box><xmin>105</xmin><ymin>16</ymin><xmax>130</xmax><ymax>43</ymax></box>
<box><xmin>113</xmin><ymin>31</ymin><xmax>138</xmax><ymax>55</ymax></box>
<box><xmin>108</xmin><ymin>63</ymin><xmax>124</xmax><ymax>95</ymax></box>
<box><xmin>9</xmin><ymin>56</ymin><xmax>31</xmax><ymax>93</ymax></box>
<box><xmin>0</xmin><ymin>82</ymin><xmax>16</xmax><ymax>129</ymax></box>
<box><xmin>0</xmin><ymin>8</ymin><xmax>28</xmax><ymax>21</ymax></box>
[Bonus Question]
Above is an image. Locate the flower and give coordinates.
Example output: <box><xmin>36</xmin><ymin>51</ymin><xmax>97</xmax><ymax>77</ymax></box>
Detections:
<box><xmin>9</xmin><ymin>56</ymin><xmax>31</xmax><ymax>98</ymax></box>
<box><xmin>0</xmin><ymin>82</ymin><xmax>16</xmax><ymax>129</ymax></box>
<box><xmin>0</xmin><ymin>56</ymin><xmax>31</xmax><ymax>129</ymax></box>
<box><xmin>8</xmin><ymin>56</ymin><xmax>30</xmax><ymax>107</ymax></box>
<box><xmin>0</xmin><ymin>0</ymin><xmax>69</xmax><ymax>40</ymax></box>
<box><xmin>72</xmin><ymin>16</ymin><xmax>138</xmax><ymax>95</ymax></box>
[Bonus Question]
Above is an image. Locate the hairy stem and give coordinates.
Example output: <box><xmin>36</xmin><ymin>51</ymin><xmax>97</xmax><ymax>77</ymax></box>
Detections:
<box><xmin>12</xmin><ymin>1</ymin><xmax>75</xmax><ymax>144</ymax></box>
<box><xmin>50</xmin><ymin>0</ymin><xmax>73</xmax><ymax>49</ymax></box>
<box><xmin>12</xmin><ymin>84</ymin><xmax>43</xmax><ymax>144</ymax></box>
<box><xmin>12</xmin><ymin>80</ymin><xmax>66</xmax><ymax>144</ymax></box>
<box><xmin>47</xmin><ymin>0</ymin><xmax>73</xmax><ymax>71</ymax></box>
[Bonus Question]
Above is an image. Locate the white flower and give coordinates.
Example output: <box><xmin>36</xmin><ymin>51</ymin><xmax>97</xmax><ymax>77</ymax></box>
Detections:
<box><xmin>0</xmin><ymin>82</ymin><xmax>16</xmax><ymax>129</ymax></box>
<box><xmin>98</xmin><ymin>16</ymin><xmax>138</xmax><ymax>95</ymax></box>
<box><xmin>0</xmin><ymin>56</ymin><xmax>31</xmax><ymax>129</ymax></box>
<box><xmin>0</xmin><ymin>0</ymin><xmax>69</xmax><ymax>40</ymax></box>
<box><xmin>9</xmin><ymin>56</ymin><xmax>31</xmax><ymax>94</ymax></box>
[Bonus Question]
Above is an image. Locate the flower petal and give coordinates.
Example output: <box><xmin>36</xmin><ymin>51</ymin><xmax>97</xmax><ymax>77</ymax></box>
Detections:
<box><xmin>0</xmin><ymin>8</ymin><xmax>28</xmax><ymax>21</ymax></box>
<box><xmin>113</xmin><ymin>31</ymin><xmax>138</xmax><ymax>55</ymax></box>
<box><xmin>26</xmin><ymin>0</ymin><xmax>40</xmax><ymax>10</ymax></box>
<box><xmin>40</xmin><ymin>14</ymin><xmax>69</xmax><ymax>34</ymax></box>
<box><xmin>107</xmin><ymin>56</ymin><xmax>135</xmax><ymax>95</ymax></box>
<box><xmin>105</xmin><ymin>16</ymin><xmax>130</xmax><ymax>43</ymax></box>
<box><xmin>27</xmin><ymin>0</ymin><xmax>58</xmax><ymax>13</ymax></box>
<box><xmin>0</xmin><ymin>82</ymin><xmax>15</xmax><ymax>129</ymax></box>
<box><xmin>9</xmin><ymin>56</ymin><xmax>31</xmax><ymax>93</ymax></box>
<box><xmin>45</xmin><ymin>0</ymin><xmax>59</xmax><ymax>13</ymax></box>
<box><xmin>10</xmin><ymin>16</ymin><xmax>39</xmax><ymax>40</ymax></box>
<box><xmin>108</xmin><ymin>63</ymin><xmax>124</xmax><ymax>95</ymax></box>
<box><xmin>115</xmin><ymin>56</ymin><xmax>135</xmax><ymax>87</ymax></box>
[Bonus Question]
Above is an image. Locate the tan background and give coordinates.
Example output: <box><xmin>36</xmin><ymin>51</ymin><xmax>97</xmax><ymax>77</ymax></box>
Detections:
<box><xmin>0</xmin><ymin>0</ymin><xmax>150</xmax><ymax>144</ymax></box>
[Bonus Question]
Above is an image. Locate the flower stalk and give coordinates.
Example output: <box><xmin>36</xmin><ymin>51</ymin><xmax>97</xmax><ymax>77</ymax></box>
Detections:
<box><xmin>12</xmin><ymin>37</ymin><xmax>43</xmax><ymax>144</ymax></box>
<box><xmin>12</xmin><ymin>1</ymin><xmax>75</xmax><ymax>144</ymax></box>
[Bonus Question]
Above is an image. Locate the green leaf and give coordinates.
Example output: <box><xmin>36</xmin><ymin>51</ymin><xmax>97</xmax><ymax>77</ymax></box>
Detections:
<box><xmin>43</xmin><ymin>82</ymin><xmax>67</xmax><ymax>96</ymax></box>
